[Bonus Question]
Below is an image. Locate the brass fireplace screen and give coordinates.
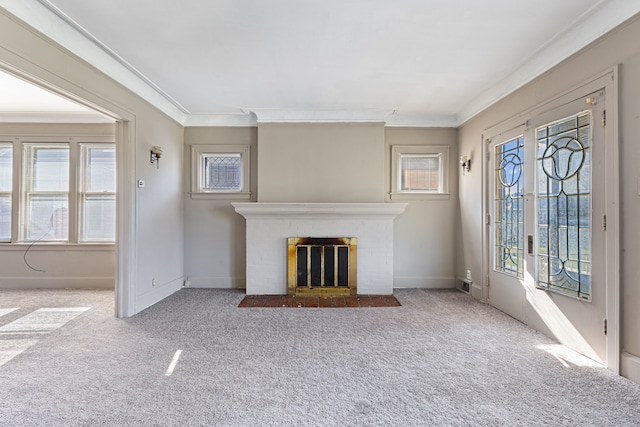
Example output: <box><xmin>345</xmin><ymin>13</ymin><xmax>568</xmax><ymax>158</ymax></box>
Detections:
<box><xmin>287</xmin><ymin>237</ymin><xmax>357</xmax><ymax>296</ymax></box>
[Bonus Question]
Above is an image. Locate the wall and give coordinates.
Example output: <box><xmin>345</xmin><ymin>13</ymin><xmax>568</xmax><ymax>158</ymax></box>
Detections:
<box><xmin>0</xmin><ymin>8</ymin><xmax>185</xmax><ymax>315</ymax></box>
<box><xmin>385</xmin><ymin>127</ymin><xmax>458</xmax><ymax>288</ymax></box>
<box><xmin>458</xmin><ymin>14</ymin><xmax>640</xmax><ymax>382</ymax></box>
<box><xmin>183</xmin><ymin>127</ymin><xmax>258</xmax><ymax>288</ymax></box>
<box><xmin>257</xmin><ymin>123</ymin><xmax>385</xmax><ymax>203</ymax></box>
<box><xmin>183</xmin><ymin>123</ymin><xmax>457</xmax><ymax>290</ymax></box>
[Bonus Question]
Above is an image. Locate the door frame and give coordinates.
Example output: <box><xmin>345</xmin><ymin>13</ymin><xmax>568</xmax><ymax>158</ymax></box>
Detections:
<box><xmin>481</xmin><ymin>67</ymin><xmax>620</xmax><ymax>372</ymax></box>
<box><xmin>0</xmin><ymin>59</ymin><xmax>138</xmax><ymax>318</ymax></box>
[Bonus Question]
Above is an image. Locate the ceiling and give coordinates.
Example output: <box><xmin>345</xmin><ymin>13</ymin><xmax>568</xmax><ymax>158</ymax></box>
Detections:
<box><xmin>1</xmin><ymin>0</ymin><xmax>639</xmax><ymax>126</ymax></box>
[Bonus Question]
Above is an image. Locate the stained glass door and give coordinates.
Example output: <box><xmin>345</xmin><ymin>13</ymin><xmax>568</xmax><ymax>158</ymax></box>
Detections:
<box><xmin>488</xmin><ymin>91</ymin><xmax>607</xmax><ymax>364</ymax></box>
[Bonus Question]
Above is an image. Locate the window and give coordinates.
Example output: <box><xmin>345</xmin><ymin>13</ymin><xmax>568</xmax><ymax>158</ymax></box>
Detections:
<box><xmin>191</xmin><ymin>144</ymin><xmax>250</xmax><ymax>199</ymax></box>
<box><xmin>22</xmin><ymin>144</ymin><xmax>70</xmax><ymax>241</ymax></box>
<box><xmin>537</xmin><ymin>111</ymin><xmax>592</xmax><ymax>299</ymax></box>
<box><xmin>0</xmin><ymin>143</ymin><xmax>11</xmax><ymax>241</ymax></box>
<box><xmin>494</xmin><ymin>136</ymin><xmax>524</xmax><ymax>277</ymax></box>
<box><xmin>391</xmin><ymin>145</ymin><xmax>449</xmax><ymax>199</ymax></box>
<box><xmin>80</xmin><ymin>144</ymin><xmax>116</xmax><ymax>242</ymax></box>
<box><xmin>0</xmin><ymin>136</ymin><xmax>115</xmax><ymax>244</ymax></box>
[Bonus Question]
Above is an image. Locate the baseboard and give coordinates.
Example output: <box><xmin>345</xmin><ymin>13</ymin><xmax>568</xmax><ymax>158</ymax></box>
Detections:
<box><xmin>393</xmin><ymin>276</ymin><xmax>455</xmax><ymax>289</ymax></box>
<box><xmin>186</xmin><ymin>276</ymin><xmax>246</xmax><ymax>289</ymax></box>
<box><xmin>0</xmin><ymin>277</ymin><xmax>114</xmax><ymax>289</ymax></box>
<box><xmin>135</xmin><ymin>277</ymin><xmax>183</xmax><ymax>314</ymax></box>
<box><xmin>621</xmin><ymin>352</ymin><xmax>640</xmax><ymax>385</ymax></box>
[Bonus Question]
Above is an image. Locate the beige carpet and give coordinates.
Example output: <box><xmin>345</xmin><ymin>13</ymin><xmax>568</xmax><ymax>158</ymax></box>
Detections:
<box><xmin>1</xmin><ymin>288</ymin><xmax>639</xmax><ymax>426</ymax></box>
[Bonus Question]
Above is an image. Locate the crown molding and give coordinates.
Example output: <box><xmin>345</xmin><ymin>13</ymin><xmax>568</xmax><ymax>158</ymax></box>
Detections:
<box><xmin>0</xmin><ymin>111</ymin><xmax>115</xmax><ymax>123</ymax></box>
<box><xmin>456</xmin><ymin>0</ymin><xmax>640</xmax><ymax>125</ymax></box>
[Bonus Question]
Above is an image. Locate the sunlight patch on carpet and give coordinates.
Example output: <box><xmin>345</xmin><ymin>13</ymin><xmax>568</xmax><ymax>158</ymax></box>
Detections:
<box><xmin>0</xmin><ymin>307</ymin><xmax>91</xmax><ymax>333</ymax></box>
<box><xmin>0</xmin><ymin>308</ymin><xmax>19</xmax><ymax>318</ymax></box>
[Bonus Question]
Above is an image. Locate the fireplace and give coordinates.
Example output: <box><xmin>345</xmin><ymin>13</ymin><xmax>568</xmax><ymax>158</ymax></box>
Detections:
<box><xmin>287</xmin><ymin>237</ymin><xmax>357</xmax><ymax>296</ymax></box>
<box><xmin>232</xmin><ymin>203</ymin><xmax>407</xmax><ymax>295</ymax></box>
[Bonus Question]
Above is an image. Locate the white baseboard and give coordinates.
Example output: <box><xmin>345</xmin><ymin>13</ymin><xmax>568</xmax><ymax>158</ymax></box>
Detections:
<box><xmin>135</xmin><ymin>277</ymin><xmax>183</xmax><ymax>314</ymax></box>
<box><xmin>621</xmin><ymin>352</ymin><xmax>640</xmax><ymax>385</ymax></box>
<box><xmin>0</xmin><ymin>277</ymin><xmax>114</xmax><ymax>289</ymax></box>
<box><xmin>188</xmin><ymin>276</ymin><xmax>245</xmax><ymax>289</ymax></box>
<box><xmin>393</xmin><ymin>276</ymin><xmax>455</xmax><ymax>289</ymax></box>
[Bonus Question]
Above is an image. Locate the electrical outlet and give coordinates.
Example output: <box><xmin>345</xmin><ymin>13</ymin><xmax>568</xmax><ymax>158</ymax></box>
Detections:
<box><xmin>183</xmin><ymin>280</ymin><xmax>191</xmax><ymax>287</ymax></box>
<box><xmin>466</xmin><ymin>270</ymin><xmax>471</xmax><ymax>280</ymax></box>
<box><xmin>137</xmin><ymin>179</ymin><xmax>145</xmax><ymax>188</ymax></box>
<box><xmin>152</xmin><ymin>278</ymin><xmax>156</xmax><ymax>286</ymax></box>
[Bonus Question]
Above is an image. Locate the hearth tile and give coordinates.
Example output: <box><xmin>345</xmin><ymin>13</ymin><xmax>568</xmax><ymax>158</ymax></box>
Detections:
<box><xmin>305</xmin><ymin>297</ymin><xmax>320</xmax><ymax>308</ymax></box>
<box><xmin>238</xmin><ymin>295</ymin><xmax>401</xmax><ymax>308</ymax></box>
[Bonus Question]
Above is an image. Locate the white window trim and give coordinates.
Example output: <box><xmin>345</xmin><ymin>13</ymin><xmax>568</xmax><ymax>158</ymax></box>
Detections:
<box><xmin>190</xmin><ymin>144</ymin><xmax>251</xmax><ymax>199</ymax></box>
<box><xmin>390</xmin><ymin>144</ymin><xmax>450</xmax><ymax>200</ymax></box>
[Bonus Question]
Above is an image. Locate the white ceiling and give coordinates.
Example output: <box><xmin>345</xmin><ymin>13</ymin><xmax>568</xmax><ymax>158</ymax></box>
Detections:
<box><xmin>1</xmin><ymin>0</ymin><xmax>639</xmax><ymax>126</ymax></box>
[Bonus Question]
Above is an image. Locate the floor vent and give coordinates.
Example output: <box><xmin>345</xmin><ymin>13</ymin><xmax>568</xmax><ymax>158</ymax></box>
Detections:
<box><xmin>456</xmin><ymin>277</ymin><xmax>472</xmax><ymax>295</ymax></box>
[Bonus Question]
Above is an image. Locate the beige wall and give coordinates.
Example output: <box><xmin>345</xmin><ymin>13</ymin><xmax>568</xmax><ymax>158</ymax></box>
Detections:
<box><xmin>183</xmin><ymin>124</ymin><xmax>457</xmax><ymax>290</ymax></box>
<box><xmin>257</xmin><ymin>123</ymin><xmax>385</xmax><ymax>203</ymax></box>
<box><xmin>458</xmin><ymin>13</ymin><xmax>640</xmax><ymax>381</ymax></box>
<box><xmin>0</xmin><ymin>8</ymin><xmax>185</xmax><ymax>315</ymax></box>
<box><xmin>183</xmin><ymin>127</ymin><xmax>258</xmax><ymax>288</ymax></box>
<box><xmin>385</xmin><ymin>127</ymin><xmax>458</xmax><ymax>288</ymax></box>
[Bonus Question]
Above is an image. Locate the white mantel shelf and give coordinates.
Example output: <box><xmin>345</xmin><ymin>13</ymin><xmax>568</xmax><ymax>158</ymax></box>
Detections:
<box><xmin>232</xmin><ymin>202</ymin><xmax>407</xmax><ymax>219</ymax></box>
<box><xmin>233</xmin><ymin>202</ymin><xmax>407</xmax><ymax>296</ymax></box>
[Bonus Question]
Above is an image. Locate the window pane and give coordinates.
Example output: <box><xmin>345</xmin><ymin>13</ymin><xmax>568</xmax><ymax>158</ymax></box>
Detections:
<box><xmin>82</xmin><ymin>194</ymin><xmax>115</xmax><ymax>242</ymax></box>
<box><xmin>204</xmin><ymin>154</ymin><xmax>242</xmax><ymax>190</ymax></box>
<box><xmin>26</xmin><ymin>195</ymin><xmax>68</xmax><ymax>241</ymax></box>
<box><xmin>400</xmin><ymin>155</ymin><xmax>440</xmax><ymax>191</ymax></box>
<box><xmin>494</xmin><ymin>137</ymin><xmax>524</xmax><ymax>277</ymax></box>
<box><xmin>80</xmin><ymin>144</ymin><xmax>116</xmax><ymax>242</ymax></box>
<box><xmin>86</xmin><ymin>147</ymin><xmax>116</xmax><ymax>192</ymax></box>
<box><xmin>536</xmin><ymin>112</ymin><xmax>591</xmax><ymax>299</ymax></box>
<box><xmin>0</xmin><ymin>195</ymin><xmax>10</xmax><ymax>241</ymax></box>
<box><xmin>29</xmin><ymin>146</ymin><xmax>69</xmax><ymax>192</ymax></box>
<box><xmin>0</xmin><ymin>145</ymin><xmax>11</xmax><ymax>192</ymax></box>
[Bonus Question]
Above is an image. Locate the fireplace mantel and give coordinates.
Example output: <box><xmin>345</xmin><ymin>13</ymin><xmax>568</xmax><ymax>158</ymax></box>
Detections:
<box><xmin>232</xmin><ymin>202</ymin><xmax>407</xmax><ymax>219</ymax></box>
<box><xmin>232</xmin><ymin>202</ymin><xmax>407</xmax><ymax>295</ymax></box>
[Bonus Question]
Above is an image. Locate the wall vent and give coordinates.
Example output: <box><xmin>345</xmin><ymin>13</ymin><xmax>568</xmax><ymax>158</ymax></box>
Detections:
<box><xmin>456</xmin><ymin>277</ymin><xmax>472</xmax><ymax>295</ymax></box>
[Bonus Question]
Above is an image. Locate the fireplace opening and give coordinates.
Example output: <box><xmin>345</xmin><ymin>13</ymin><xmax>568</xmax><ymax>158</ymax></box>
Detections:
<box><xmin>287</xmin><ymin>237</ymin><xmax>357</xmax><ymax>296</ymax></box>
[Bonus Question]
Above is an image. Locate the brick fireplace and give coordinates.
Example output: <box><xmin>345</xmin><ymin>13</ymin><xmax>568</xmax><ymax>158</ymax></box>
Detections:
<box><xmin>232</xmin><ymin>203</ymin><xmax>407</xmax><ymax>295</ymax></box>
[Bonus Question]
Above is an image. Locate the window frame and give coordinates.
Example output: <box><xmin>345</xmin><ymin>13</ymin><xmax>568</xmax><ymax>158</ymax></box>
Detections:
<box><xmin>190</xmin><ymin>144</ymin><xmax>251</xmax><ymax>199</ymax></box>
<box><xmin>390</xmin><ymin>144</ymin><xmax>450</xmax><ymax>200</ymax></box>
<box><xmin>21</xmin><ymin>142</ymin><xmax>71</xmax><ymax>242</ymax></box>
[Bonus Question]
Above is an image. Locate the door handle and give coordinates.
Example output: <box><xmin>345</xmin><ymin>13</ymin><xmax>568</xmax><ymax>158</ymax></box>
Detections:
<box><xmin>528</xmin><ymin>235</ymin><xmax>534</xmax><ymax>255</ymax></box>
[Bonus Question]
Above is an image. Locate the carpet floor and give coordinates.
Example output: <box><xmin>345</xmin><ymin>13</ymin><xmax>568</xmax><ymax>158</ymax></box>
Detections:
<box><xmin>1</xmin><ymin>288</ymin><xmax>639</xmax><ymax>426</ymax></box>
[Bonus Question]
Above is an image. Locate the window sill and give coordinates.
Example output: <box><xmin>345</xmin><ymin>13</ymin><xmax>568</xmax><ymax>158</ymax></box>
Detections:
<box><xmin>390</xmin><ymin>192</ymin><xmax>451</xmax><ymax>201</ymax></box>
<box><xmin>189</xmin><ymin>191</ymin><xmax>252</xmax><ymax>200</ymax></box>
<box><xmin>0</xmin><ymin>242</ymin><xmax>115</xmax><ymax>251</ymax></box>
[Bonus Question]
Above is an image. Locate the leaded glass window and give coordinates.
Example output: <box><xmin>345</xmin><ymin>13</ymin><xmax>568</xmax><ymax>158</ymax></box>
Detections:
<box><xmin>536</xmin><ymin>111</ymin><xmax>591</xmax><ymax>300</ymax></box>
<box><xmin>494</xmin><ymin>137</ymin><xmax>524</xmax><ymax>277</ymax></box>
<box><xmin>204</xmin><ymin>154</ymin><xmax>242</xmax><ymax>191</ymax></box>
